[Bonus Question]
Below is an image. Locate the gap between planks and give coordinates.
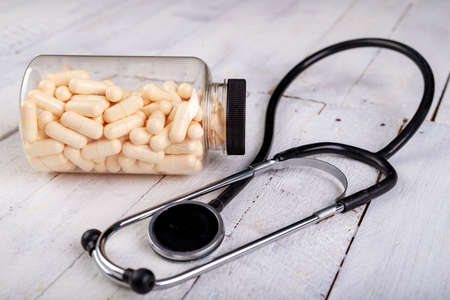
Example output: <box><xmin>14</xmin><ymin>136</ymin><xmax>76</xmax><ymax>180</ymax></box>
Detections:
<box><xmin>0</xmin><ymin>127</ymin><xmax>18</xmax><ymax>142</ymax></box>
<box><xmin>430</xmin><ymin>72</ymin><xmax>450</xmax><ymax>122</ymax></box>
<box><xmin>33</xmin><ymin>173</ymin><xmax>166</xmax><ymax>300</ymax></box>
<box><xmin>325</xmin><ymin>116</ymin><xmax>409</xmax><ymax>299</ymax></box>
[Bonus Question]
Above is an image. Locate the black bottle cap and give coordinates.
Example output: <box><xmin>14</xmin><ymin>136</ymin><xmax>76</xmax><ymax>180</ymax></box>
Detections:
<box><xmin>226</xmin><ymin>79</ymin><xmax>246</xmax><ymax>155</ymax></box>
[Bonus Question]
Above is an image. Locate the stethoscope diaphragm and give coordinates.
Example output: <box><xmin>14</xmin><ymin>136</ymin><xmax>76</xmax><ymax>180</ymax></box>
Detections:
<box><xmin>148</xmin><ymin>201</ymin><xmax>225</xmax><ymax>261</ymax></box>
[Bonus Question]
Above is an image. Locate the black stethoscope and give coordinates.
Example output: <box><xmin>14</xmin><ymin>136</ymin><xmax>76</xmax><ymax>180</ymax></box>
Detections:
<box><xmin>81</xmin><ymin>38</ymin><xmax>434</xmax><ymax>294</ymax></box>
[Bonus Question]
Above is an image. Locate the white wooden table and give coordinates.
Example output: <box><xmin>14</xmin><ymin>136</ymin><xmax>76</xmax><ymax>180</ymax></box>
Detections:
<box><xmin>1</xmin><ymin>1</ymin><xmax>449</xmax><ymax>299</ymax></box>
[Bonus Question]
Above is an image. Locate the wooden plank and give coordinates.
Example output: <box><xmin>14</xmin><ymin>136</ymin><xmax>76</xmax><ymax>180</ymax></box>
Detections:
<box><xmin>0</xmin><ymin>134</ymin><xmax>57</xmax><ymax>219</ymax></box>
<box><xmin>185</xmin><ymin>103</ymin><xmax>406</xmax><ymax>299</ymax></box>
<box><xmin>277</xmin><ymin>0</ymin><xmax>450</xmax><ymax>123</ymax></box>
<box><xmin>343</xmin><ymin>0</ymin><xmax>450</xmax><ymax>120</ymax></box>
<box><xmin>282</xmin><ymin>0</ymin><xmax>415</xmax><ymax>105</ymax></box>
<box><xmin>328</xmin><ymin>121</ymin><xmax>450</xmax><ymax>299</ymax></box>
<box><xmin>0</xmin><ymin>0</ymin><xmax>355</xmax><ymax>136</ymax></box>
<box><xmin>0</xmin><ymin>150</ymin><xmax>164</xmax><ymax>299</ymax></box>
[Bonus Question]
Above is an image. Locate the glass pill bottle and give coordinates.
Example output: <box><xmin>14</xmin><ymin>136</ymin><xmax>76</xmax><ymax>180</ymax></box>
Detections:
<box><xmin>19</xmin><ymin>56</ymin><xmax>246</xmax><ymax>175</ymax></box>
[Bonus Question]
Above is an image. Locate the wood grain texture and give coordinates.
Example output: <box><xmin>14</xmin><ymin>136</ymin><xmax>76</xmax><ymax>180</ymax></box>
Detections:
<box><xmin>184</xmin><ymin>102</ymin><xmax>405</xmax><ymax>299</ymax></box>
<box><xmin>329</xmin><ymin>121</ymin><xmax>450</xmax><ymax>299</ymax></box>
<box><xmin>1</xmin><ymin>0</ymin><xmax>354</xmax><ymax>135</ymax></box>
<box><xmin>343</xmin><ymin>0</ymin><xmax>450</xmax><ymax>120</ymax></box>
<box><xmin>0</xmin><ymin>0</ymin><xmax>449</xmax><ymax>299</ymax></box>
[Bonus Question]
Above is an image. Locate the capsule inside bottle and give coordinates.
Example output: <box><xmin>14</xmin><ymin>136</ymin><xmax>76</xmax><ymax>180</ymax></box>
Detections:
<box><xmin>19</xmin><ymin>56</ymin><xmax>245</xmax><ymax>175</ymax></box>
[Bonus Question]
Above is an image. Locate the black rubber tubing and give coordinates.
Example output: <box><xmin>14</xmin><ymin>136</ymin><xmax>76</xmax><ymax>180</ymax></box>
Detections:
<box><xmin>209</xmin><ymin>38</ymin><xmax>434</xmax><ymax>212</ymax></box>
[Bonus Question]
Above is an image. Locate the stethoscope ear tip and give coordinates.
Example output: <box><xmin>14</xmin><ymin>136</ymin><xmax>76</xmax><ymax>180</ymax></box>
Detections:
<box><xmin>148</xmin><ymin>201</ymin><xmax>225</xmax><ymax>261</ymax></box>
<box><xmin>81</xmin><ymin>228</ymin><xmax>101</xmax><ymax>256</ymax></box>
<box><xmin>123</xmin><ymin>268</ymin><xmax>155</xmax><ymax>294</ymax></box>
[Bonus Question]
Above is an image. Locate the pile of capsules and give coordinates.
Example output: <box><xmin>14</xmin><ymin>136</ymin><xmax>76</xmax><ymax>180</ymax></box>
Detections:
<box><xmin>21</xmin><ymin>68</ymin><xmax>219</xmax><ymax>175</ymax></box>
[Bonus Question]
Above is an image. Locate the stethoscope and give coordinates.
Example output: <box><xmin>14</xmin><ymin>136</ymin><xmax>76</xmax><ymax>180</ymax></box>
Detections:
<box><xmin>81</xmin><ymin>38</ymin><xmax>434</xmax><ymax>294</ymax></box>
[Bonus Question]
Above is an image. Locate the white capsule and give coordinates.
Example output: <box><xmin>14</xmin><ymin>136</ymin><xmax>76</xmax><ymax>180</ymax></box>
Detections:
<box><xmin>149</xmin><ymin>124</ymin><xmax>172</xmax><ymax>151</ymax></box>
<box><xmin>45</xmin><ymin>121</ymin><xmax>88</xmax><ymax>149</ymax></box>
<box><xmin>91</xmin><ymin>116</ymin><xmax>104</xmax><ymax>125</ymax></box>
<box><xmin>37</xmin><ymin>129</ymin><xmax>48</xmax><ymax>140</ymax></box>
<box><xmin>165</xmin><ymin>140</ymin><xmax>203</xmax><ymax>157</ymax></box>
<box><xmin>122</xmin><ymin>142</ymin><xmax>164</xmax><ymax>164</ymax></box>
<box><xmin>63</xmin><ymin>147</ymin><xmax>94</xmax><ymax>171</ymax></box>
<box><xmin>60</xmin><ymin>111</ymin><xmax>103</xmax><ymax>139</ymax></box>
<box><xmin>156</xmin><ymin>154</ymin><xmax>202</xmax><ymax>175</ymax></box>
<box><xmin>118</xmin><ymin>153</ymin><xmax>136</xmax><ymax>170</ymax></box>
<box><xmin>29</xmin><ymin>90</ymin><xmax>65</xmax><ymax>116</ymax></box>
<box><xmin>29</xmin><ymin>157</ymin><xmax>51</xmax><ymax>172</ymax></box>
<box><xmin>25</xmin><ymin>139</ymin><xmax>64</xmax><ymax>157</ymax></box>
<box><xmin>120</xmin><ymin>161</ymin><xmax>141</xmax><ymax>173</ymax></box>
<box><xmin>142</xmin><ymin>83</ymin><xmax>181</xmax><ymax>102</ymax></box>
<box><xmin>54</xmin><ymin>162</ymin><xmax>76</xmax><ymax>172</ymax></box>
<box><xmin>37</xmin><ymin>111</ymin><xmax>55</xmax><ymax>130</ymax></box>
<box><xmin>169</xmin><ymin>89</ymin><xmax>199</xmax><ymax>142</ymax></box>
<box><xmin>137</xmin><ymin>160</ymin><xmax>158</xmax><ymax>173</ymax></box>
<box><xmin>188</xmin><ymin>121</ymin><xmax>204</xmax><ymax>140</ymax></box>
<box><xmin>81</xmin><ymin>139</ymin><xmax>122</xmax><ymax>161</ymax></box>
<box><xmin>69</xmin><ymin>78</ymin><xmax>107</xmax><ymax>95</ymax></box>
<box><xmin>40</xmin><ymin>153</ymin><xmax>76</xmax><ymax>172</ymax></box>
<box><xmin>46</xmin><ymin>70</ymin><xmax>90</xmax><ymax>86</ymax></box>
<box><xmin>71</xmin><ymin>94</ymin><xmax>109</xmax><ymax>107</ymax></box>
<box><xmin>104</xmin><ymin>95</ymin><xmax>144</xmax><ymax>123</ymax></box>
<box><xmin>168</xmin><ymin>104</ymin><xmax>178</xmax><ymax>122</ymax></box>
<box><xmin>94</xmin><ymin>158</ymin><xmax>107</xmax><ymax>172</ymax></box>
<box><xmin>65</xmin><ymin>99</ymin><xmax>105</xmax><ymax>117</ymax></box>
<box><xmin>142</xmin><ymin>103</ymin><xmax>160</xmax><ymax>116</ymax></box>
<box><xmin>54</xmin><ymin>85</ymin><xmax>72</xmax><ymax>102</ymax></box>
<box><xmin>129</xmin><ymin>127</ymin><xmax>151</xmax><ymax>145</ymax></box>
<box><xmin>146</xmin><ymin>111</ymin><xmax>165</xmax><ymax>134</ymax></box>
<box><xmin>159</xmin><ymin>101</ymin><xmax>173</xmax><ymax>115</ymax></box>
<box><xmin>121</xmin><ymin>159</ymin><xmax>157</xmax><ymax>174</ymax></box>
<box><xmin>104</xmin><ymin>111</ymin><xmax>145</xmax><ymax>140</ymax></box>
<box><xmin>38</xmin><ymin>80</ymin><xmax>56</xmax><ymax>96</ymax></box>
<box><xmin>21</xmin><ymin>101</ymin><xmax>38</xmax><ymax>143</ymax></box>
<box><xmin>177</xmin><ymin>83</ymin><xmax>193</xmax><ymax>99</ymax></box>
<box><xmin>169</xmin><ymin>102</ymin><xmax>192</xmax><ymax>143</ymax></box>
<box><xmin>106</xmin><ymin>155</ymin><xmax>121</xmax><ymax>172</ymax></box>
<box><xmin>105</xmin><ymin>85</ymin><xmax>123</xmax><ymax>102</ymax></box>
<box><xmin>187</xmin><ymin>89</ymin><xmax>200</xmax><ymax>119</ymax></box>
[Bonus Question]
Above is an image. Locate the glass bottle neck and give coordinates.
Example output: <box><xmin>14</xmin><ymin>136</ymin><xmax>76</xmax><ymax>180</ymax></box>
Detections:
<box><xmin>204</xmin><ymin>81</ymin><xmax>227</xmax><ymax>154</ymax></box>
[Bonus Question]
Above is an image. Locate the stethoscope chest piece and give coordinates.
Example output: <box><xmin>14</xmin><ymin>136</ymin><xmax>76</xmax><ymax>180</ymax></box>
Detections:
<box><xmin>148</xmin><ymin>201</ymin><xmax>225</xmax><ymax>261</ymax></box>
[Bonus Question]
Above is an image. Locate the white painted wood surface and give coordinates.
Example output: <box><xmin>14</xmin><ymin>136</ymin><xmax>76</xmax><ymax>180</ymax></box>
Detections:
<box><xmin>328</xmin><ymin>121</ymin><xmax>450</xmax><ymax>299</ymax></box>
<box><xmin>0</xmin><ymin>0</ymin><xmax>449</xmax><ymax>299</ymax></box>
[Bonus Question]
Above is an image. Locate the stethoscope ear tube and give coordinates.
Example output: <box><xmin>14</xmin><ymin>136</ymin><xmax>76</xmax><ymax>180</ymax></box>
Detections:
<box><xmin>82</xmin><ymin>156</ymin><xmax>348</xmax><ymax>294</ymax></box>
<box><xmin>211</xmin><ymin>38</ymin><xmax>434</xmax><ymax>213</ymax></box>
<box><xmin>274</xmin><ymin>142</ymin><xmax>398</xmax><ymax>212</ymax></box>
